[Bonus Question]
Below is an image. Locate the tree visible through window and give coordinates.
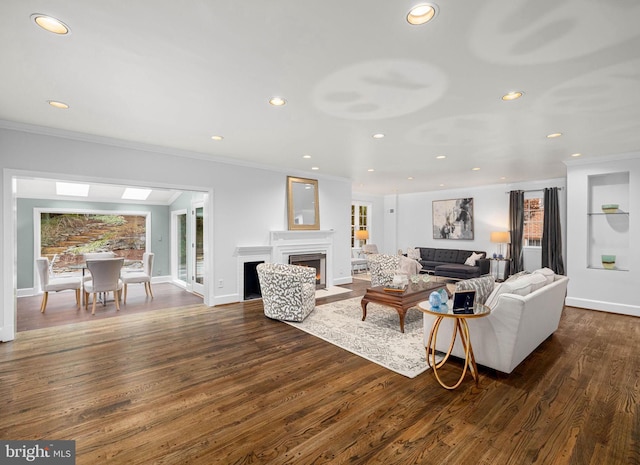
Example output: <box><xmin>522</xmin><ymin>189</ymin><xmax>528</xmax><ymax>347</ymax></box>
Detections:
<box><xmin>523</xmin><ymin>197</ymin><xmax>544</xmax><ymax>247</ymax></box>
<box><xmin>40</xmin><ymin>212</ymin><xmax>147</xmax><ymax>274</ymax></box>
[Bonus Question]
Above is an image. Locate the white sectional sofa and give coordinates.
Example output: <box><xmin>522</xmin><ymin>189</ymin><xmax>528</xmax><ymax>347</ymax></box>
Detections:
<box><xmin>423</xmin><ymin>269</ymin><xmax>569</xmax><ymax>374</ymax></box>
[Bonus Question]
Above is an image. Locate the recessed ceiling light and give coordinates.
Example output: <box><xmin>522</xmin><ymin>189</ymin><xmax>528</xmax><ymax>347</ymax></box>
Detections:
<box><xmin>122</xmin><ymin>187</ymin><xmax>152</xmax><ymax>200</ymax></box>
<box><xmin>472</xmin><ymin>167</ymin><xmax>480</xmax><ymax>171</ymax></box>
<box><xmin>502</xmin><ymin>91</ymin><xmax>524</xmax><ymax>101</ymax></box>
<box><xmin>303</xmin><ymin>154</ymin><xmax>311</xmax><ymax>159</ymax></box>
<box><xmin>407</xmin><ymin>3</ymin><xmax>438</xmax><ymax>25</ymax></box>
<box><xmin>311</xmin><ymin>166</ymin><xmax>319</xmax><ymax>170</ymax></box>
<box><xmin>47</xmin><ymin>100</ymin><xmax>69</xmax><ymax>109</ymax></box>
<box><xmin>368</xmin><ymin>168</ymin><xmax>375</xmax><ymax>172</ymax></box>
<box><xmin>56</xmin><ymin>182</ymin><xmax>89</xmax><ymax>197</ymax></box>
<box><xmin>408</xmin><ymin>176</ymin><xmax>414</xmax><ymax>180</ymax></box>
<box><xmin>269</xmin><ymin>97</ymin><xmax>286</xmax><ymax>106</ymax></box>
<box><xmin>547</xmin><ymin>132</ymin><xmax>562</xmax><ymax>138</ymax></box>
<box><xmin>211</xmin><ymin>135</ymin><xmax>224</xmax><ymax>141</ymax></box>
<box><xmin>372</xmin><ymin>133</ymin><xmax>385</xmax><ymax>139</ymax></box>
<box><xmin>436</xmin><ymin>155</ymin><xmax>446</xmax><ymax>159</ymax></box>
<box><xmin>571</xmin><ymin>153</ymin><xmax>582</xmax><ymax>157</ymax></box>
<box><xmin>31</xmin><ymin>14</ymin><xmax>70</xmax><ymax>35</ymax></box>
<box><xmin>439</xmin><ymin>184</ymin><xmax>445</xmax><ymax>187</ymax></box>
<box><xmin>500</xmin><ymin>177</ymin><xmax>506</xmax><ymax>180</ymax></box>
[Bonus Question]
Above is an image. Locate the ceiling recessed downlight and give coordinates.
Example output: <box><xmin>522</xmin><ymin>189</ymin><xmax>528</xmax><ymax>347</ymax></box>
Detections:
<box><xmin>311</xmin><ymin>166</ymin><xmax>319</xmax><ymax>170</ymax></box>
<box><xmin>372</xmin><ymin>133</ymin><xmax>385</xmax><ymax>139</ymax></box>
<box><xmin>407</xmin><ymin>4</ymin><xmax>438</xmax><ymax>25</ymax></box>
<box><xmin>269</xmin><ymin>97</ymin><xmax>286</xmax><ymax>106</ymax></box>
<box><xmin>211</xmin><ymin>135</ymin><xmax>224</xmax><ymax>141</ymax></box>
<box><xmin>303</xmin><ymin>154</ymin><xmax>311</xmax><ymax>159</ymax></box>
<box><xmin>472</xmin><ymin>167</ymin><xmax>481</xmax><ymax>171</ymax></box>
<box><xmin>47</xmin><ymin>100</ymin><xmax>69</xmax><ymax>109</ymax></box>
<box><xmin>436</xmin><ymin>155</ymin><xmax>446</xmax><ymax>159</ymax></box>
<box><xmin>571</xmin><ymin>153</ymin><xmax>582</xmax><ymax>157</ymax></box>
<box><xmin>31</xmin><ymin>14</ymin><xmax>70</xmax><ymax>34</ymax></box>
<box><xmin>547</xmin><ymin>132</ymin><xmax>563</xmax><ymax>138</ymax></box>
<box><xmin>502</xmin><ymin>91</ymin><xmax>523</xmax><ymax>101</ymax></box>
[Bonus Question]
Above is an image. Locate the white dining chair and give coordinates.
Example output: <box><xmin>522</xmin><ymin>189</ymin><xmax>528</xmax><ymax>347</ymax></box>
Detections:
<box><xmin>35</xmin><ymin>258</ymin><xmax>82</xmax><ymax>313</ymax></box>
<box><xmin>84</xmin><ymin>258</ymin><xmax>124</xmax><ymax>315</ymax></box>
<box><xmin>122</xmin><ymin>252</ymin><xmax>154</xmax><ymax>304</ymax></box>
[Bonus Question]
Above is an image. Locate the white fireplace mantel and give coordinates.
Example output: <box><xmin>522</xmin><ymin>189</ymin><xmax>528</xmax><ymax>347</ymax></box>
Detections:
<box><xmin>270</xmin><ymin>230</ymin><xmax>335</xmax><ymax>286</ymax></box>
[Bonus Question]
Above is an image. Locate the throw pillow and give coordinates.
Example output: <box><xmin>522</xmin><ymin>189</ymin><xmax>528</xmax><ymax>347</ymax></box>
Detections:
<box><xmin>464</xmin><ymin>252</ymin><xmax>483</xmax><ymax>266</ymax></box>
<box><xmin>464</xmin><ymin>252</ymin><xmax>482</xmax><ymax>266</ymax></box>
<box><xmin>533</xmin><ymin>267</ymin><xmax>555</xmax><ymax>286</ymax></box>
<box><xmin>502</xmin><ymin>278</ymin><xmax>532</xmax><ymax>296</ymax></box>
<box><xmin>407</xmin><ymin>248</ymin><xmax>421</xmax><ymax>260</ymax></box>
<box><xmin>455</xmin><ymin>275</ymin><xmax>494</xmax><ymax>304</ymax></box>
<box><xmin>519</xmin><ymin>273</ymin><xmax>547</xmax><ymax>292</ymax></box>
<box><xmin>505</xmin><ymin>270</ymin><xmax>530</xmax><ymax>282</ymax></box>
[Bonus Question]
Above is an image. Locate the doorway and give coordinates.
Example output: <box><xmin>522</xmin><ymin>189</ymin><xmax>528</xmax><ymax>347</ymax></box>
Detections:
<box><xmin>3</xmin><ymin>171</ymin><xmax>213</xmax><ymax>342</ymax></box>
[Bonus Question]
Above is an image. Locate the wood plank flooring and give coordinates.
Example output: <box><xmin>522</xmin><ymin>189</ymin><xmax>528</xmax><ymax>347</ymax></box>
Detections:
<box><xmin>2</xmin><ymin>278</ymin><xmax>639</xmax><ymax>464</ymax></box>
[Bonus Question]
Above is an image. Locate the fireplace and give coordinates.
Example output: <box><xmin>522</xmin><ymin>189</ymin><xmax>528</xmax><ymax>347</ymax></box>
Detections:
<box><xmin>243</xmin><ymin>261</ymin><xmax>263</xmax><ymax>300</ymax></box>
<box><xmin>289</xmin><ymin>253</ymin><xmax>326</xmax><ymax>290</ymax></box>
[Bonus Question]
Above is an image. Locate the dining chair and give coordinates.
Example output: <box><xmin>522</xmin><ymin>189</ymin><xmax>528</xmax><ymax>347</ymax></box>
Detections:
<box><xmin>35</xmin><ymin>258</ymin><xmax>82</xmax><ymax>313</ymax></box>
<box><xmin>84</xmin><ymin>258</ymin><xmax>124</xmax><ymax>315</ymax></box>
<box><xmin>121</xmin><ymin>252</ymin><xmax>154</xmax><ymax>304</ymax></box>
<box><xmin>83</xmin><ymin>252</ymin><xmax>116</xmax><ymax>260</ymax></box>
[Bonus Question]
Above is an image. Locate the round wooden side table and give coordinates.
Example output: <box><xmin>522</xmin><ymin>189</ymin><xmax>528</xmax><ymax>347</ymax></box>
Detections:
<box><xmin>417</xmin><ymin>301</ymin><xmax>491</xmax><ymax>390</ymax></box>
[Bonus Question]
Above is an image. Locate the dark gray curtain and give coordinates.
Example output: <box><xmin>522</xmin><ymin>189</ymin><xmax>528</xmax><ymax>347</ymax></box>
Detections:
<box><xmin>542</xmin><ymin>187</ymin><xmax>565</xmax><ymax>275</ymax></box>
<box><xmin>508</xmin><ymin>190</ymin><xmax>524</xmax><ymax>275</ymax></box>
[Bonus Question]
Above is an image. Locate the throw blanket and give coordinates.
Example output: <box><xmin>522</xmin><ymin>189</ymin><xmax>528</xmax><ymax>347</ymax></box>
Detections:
<box><xmin>397</xmin><ymin>256</ymin><xmax>422</xmax><ymax>276</ymax></box>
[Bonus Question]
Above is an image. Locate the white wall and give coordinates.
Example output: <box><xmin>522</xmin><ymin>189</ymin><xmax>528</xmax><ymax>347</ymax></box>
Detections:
<box><xmin>565</xmin><ymin>152</ymin><xmax>640</xmax><ymax>316</ymax></box>
<box><xmin>388</xmin><ymin>179</ymin><xmax>566</xmax><ymax>270</ymax></box>
<box><xmin>0</xmin><ymin>125</ymin><xmax>352</xmax><ymax>341</ymax></box>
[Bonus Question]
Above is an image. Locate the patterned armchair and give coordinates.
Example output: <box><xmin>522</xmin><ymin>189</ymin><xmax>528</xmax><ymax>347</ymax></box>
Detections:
<box><xmin>257</xmin><ymin>263</ymin><xmax>317</xmax><ymax>322</ymax></box>
<box><xmin>367</xmin><ymin>254</ymin><xmax>401</xmax><ymax>287</ymax></box>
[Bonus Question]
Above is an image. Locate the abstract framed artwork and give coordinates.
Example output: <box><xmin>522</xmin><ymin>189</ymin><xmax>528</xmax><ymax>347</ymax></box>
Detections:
<box><xmin>432</xmin><ymin>197</ymin><xmax>474</xmax><ymax>240</ymax></box>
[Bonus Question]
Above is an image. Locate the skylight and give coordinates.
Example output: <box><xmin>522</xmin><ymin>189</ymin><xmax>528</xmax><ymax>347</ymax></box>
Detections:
<box><xmin>56</xmin><ymin>182</ymin><xmax>89</xmax><ymax>197</ymax></box>
<box><xmin>122</xmin><ymin>188</ymin><xmax>152</xmax><ymax>200</ymax></box>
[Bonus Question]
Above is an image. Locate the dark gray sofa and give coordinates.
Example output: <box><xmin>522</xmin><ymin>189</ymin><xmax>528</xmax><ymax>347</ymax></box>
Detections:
<box><xmin>416</xmin><ymin>247</ymin><xmax>490</xmax><ymax>280</ymax></box>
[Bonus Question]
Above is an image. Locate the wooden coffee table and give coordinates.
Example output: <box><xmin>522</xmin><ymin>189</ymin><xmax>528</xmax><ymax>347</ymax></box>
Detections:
<box><xmin>361</xmin><ymin>279</ymin><xmax>446</xmax><ymax>333</ymax></box>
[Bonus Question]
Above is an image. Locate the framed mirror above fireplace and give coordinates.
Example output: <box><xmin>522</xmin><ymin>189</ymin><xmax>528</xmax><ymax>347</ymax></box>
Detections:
<box><xmin>287</xmin><ymin>176</ymin><xmax>319</xmax><ymax>230</ymax></box>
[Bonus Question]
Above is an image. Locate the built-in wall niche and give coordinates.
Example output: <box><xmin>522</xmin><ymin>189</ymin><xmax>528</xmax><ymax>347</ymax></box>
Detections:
<box><xmin>587</xmin><ymin>172</ymin><xmax>629</xmax><ymax>271</ymax></box>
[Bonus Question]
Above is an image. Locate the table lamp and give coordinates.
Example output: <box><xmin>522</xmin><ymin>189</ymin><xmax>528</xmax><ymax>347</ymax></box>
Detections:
<box><xmin>490</xmin><ymin>231</ymin><xmax>510</xmax><ymax>258</ymax></box>
<box><xmin>355</xmin><ymin>229</ymin><xmax>369</xmax><ymax>247</ymax></box>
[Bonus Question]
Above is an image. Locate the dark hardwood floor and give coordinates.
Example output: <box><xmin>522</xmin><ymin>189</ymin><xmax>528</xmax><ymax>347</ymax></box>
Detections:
<box><xmin>2</xmin><ymin>277</ymin><xmax>639</xmax><ymax>464</ymax></box>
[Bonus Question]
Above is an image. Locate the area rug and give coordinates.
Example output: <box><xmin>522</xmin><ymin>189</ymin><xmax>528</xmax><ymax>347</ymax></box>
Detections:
<box><xmin>286</xmin><ymin>297</ymin><xmax>438</xmax><ymax>378</ymax></box>
<box><xmin>315</xmin><ymin>286</ymin><xmax>351</xmax><ymax>298</ymax></box>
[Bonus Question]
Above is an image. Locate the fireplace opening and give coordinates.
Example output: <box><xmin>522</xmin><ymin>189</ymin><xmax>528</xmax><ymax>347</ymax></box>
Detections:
<box><xmin>289</xmin><ymin>253</ymin><xmax>326</xmax><ymax>290</ymax></box>
<box><xmin>243</xmin><ymin>261</ymin><xmax>264</xmax><ymax>300</ymax></box>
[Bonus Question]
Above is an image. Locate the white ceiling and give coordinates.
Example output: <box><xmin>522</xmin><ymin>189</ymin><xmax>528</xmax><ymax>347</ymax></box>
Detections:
<box><xmin>2</xmin><ymin>1</ymin><xmax>640</xmax><ymax>195</ymax></box>
<box><xmin>15</xmin><ymin>178</ymin><xmax>184</xmax><ymax>205</ymax></box>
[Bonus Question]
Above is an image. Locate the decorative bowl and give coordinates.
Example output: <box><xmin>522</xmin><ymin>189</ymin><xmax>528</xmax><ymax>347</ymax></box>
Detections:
<box><xmin>601</xmin><ymin>204</ymin><xmax>619</xmax><ymax>213</ymax></box>
<box><xmin>601</xmin><ymin>255</ymin><xmax>616</xmax><ymax>270</ymax></box>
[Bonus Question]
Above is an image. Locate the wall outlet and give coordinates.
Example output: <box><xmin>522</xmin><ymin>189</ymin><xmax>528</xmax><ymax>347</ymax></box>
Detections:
<box><xmin>218</xmin><ymin>279</ymin><xmax>224</xmax><ymax>288</ymax></box>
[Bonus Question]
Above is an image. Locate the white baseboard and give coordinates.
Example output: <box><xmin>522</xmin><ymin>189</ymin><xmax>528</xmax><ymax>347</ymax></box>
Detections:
<box><xmin>333</xmin><ymin>276</ymin><xmax>353</xmax><ymax>286</ymax></box>
<box><xmin>566</xmin><ymin>296</ymin><xmax>640</xmax><ymax>317</ymax></box>
<box><xmin>213</xmin><ymin>293</ymin><xmax>240</xmax><ymax>306</ymax></box>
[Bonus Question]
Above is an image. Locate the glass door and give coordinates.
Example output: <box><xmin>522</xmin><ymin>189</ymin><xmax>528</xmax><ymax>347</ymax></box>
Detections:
<box><xmin>171</xmin><ymin>210</ymin><xmax>188</xmax><ymax>286</ymax></box>
<box><xmin>191</xmin><ymin>203</ymin><xmax>205</xmax><ymax>295</ymax></box>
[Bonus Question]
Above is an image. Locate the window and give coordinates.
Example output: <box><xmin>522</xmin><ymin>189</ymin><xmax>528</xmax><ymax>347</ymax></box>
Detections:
<box><xmin>37</xmin><ymin>210</ymin><xmax>149</xmax><ymax>275</ymax></box>
<box><xmin>523</xmin><ymin>196</ymin><xmax>544</xmax><ymax>247</ymax></box>
<box><xmin>351</xmin><ymin>202</ymin><xmax>371</xmax><ymax>247</ymax></box>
